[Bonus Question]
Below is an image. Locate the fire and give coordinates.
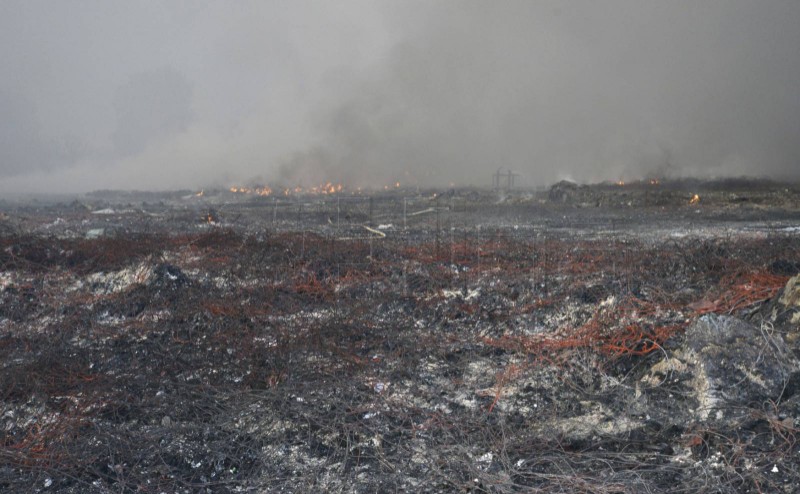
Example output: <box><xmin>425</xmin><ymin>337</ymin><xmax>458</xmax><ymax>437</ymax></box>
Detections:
<box><xmin>308</xmin><ymin>182</ymin><xmax>341</xmax><ymax>194</ymax></box>
<box><xmin>649</xmin><ymin>179</ymin><xmax>660</xmax><ymax>186</ymax></box>
<box><xmin>616</xmin><ymin>180</ymin><xmax>625</xmax><ymax>186</ymax></box>
<box><xmin>229</xmin><ymin>186</ymin><xmax>272</xmax><ymax>196</ymax></box>
<box><xmin>195</xmin><ymin>190</ymin><xmax>204</xmax><ymax>197</ymax></box>
<box><xmin>227</xmin><ymin>181</ymin><xmax>410</xmax><ymax>196</ymax></box>
<box><xmin>689</xmin><ymin>194</ymin><xmax>700</xmax><ymax>205</ymax></box>
<box><xmin>231</xmin><ymin>182</ymin><xmax>346</xmax><ymax>197</ymax></box>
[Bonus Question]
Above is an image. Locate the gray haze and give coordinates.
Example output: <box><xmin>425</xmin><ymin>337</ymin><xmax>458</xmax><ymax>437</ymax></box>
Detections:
<box><xmin>1</xmin><ymin>1</ymin><xmax>799</xmax><ymax>194</ymax></box>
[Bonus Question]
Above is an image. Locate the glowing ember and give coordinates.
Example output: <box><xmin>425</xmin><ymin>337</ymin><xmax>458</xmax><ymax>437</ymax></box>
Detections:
<box><xmin>649</xmin><ymin>179</ymin><xmax>660</xmax><ymax>185</ymax></box>
<box><xmin>689</xmin><ymin>194</ymin><xmax>700</xmax><ymax>205</ymax></box>
<box><xmin>195</xmin><ymin>190</ymin><xmax>204</xmax><ymax>197</ymax></box>
<box><xmin>616</xmin><ymin>180</ymin><xmax>625</xmax><ymax>186</ymax></box>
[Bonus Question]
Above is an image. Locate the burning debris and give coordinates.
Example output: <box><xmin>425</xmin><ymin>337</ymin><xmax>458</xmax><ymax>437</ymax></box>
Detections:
<box><xmin>202</xmin><ymin>208</ymin><xmax>219</xmax><ymax>224</ymax></box>
<box><xmin>228</xmin><ymin>182</ymin><xmax>343</xmax><ymax>197</ymax></box>
<box><xmin>227</xmin><ymin>181</ymin><xmax>405</xmax><ymax>198</ymax></box>
<box><xmin>229</xmin><ymin>185</ymin><xmax>273</xmax><ymax>196</ymax></box>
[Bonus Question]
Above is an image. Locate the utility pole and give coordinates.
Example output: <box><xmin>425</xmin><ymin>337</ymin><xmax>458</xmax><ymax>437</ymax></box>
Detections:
<box><xmin>435</xmin><ymin>196</ymin><xmax>441</xmax><ymax>258</ymax></box>
<box><xmin>506</xmin><ymin>170</ymin><xmax>518</xmax><ymax>190</ymax></box>
<box><xmin>494</xmin><ymin>168</ymin><xmax>518</xmax><ymax>191</ymax></box>
<box><xmin>403</xmin><ymin>197</ymin><xmax>407</xmax><ymax>231</ymax></box>
<box><xmin>493</xmin><ymin>168</ymin><xmax>503</xmax><ymax>189</ymax></box>
<box><xmin>368</xmin><ymin>197</ymin><xmax>374</xmax><ymax>226</ymax></box>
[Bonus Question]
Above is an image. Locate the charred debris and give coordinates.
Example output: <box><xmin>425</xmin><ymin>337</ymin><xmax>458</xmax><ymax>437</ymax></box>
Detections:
<box><xmin>1</xmin><ymin>178</ymin><xmax>800</xmax><ymax>493</ymax></box>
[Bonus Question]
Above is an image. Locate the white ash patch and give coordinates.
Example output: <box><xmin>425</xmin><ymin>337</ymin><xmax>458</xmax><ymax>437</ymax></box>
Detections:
<box><xmin>137</xmin><ymin>309</ymin><xmax>172</xmax><ymax>323</ymax></box>
<box><xmin>0</xmin><ymin>272</ymin><xmax>15</xmax><ymax>291</ymax></box>
<box><xmin>546</xmin><ymin>406</ymin><xmax>642</xmax><ymax>440</ymax></box>
<box><xmin>79</xmin><ymin>263</ymin><xmax>153</xmax><ymax>295</ymax></box>
<box><xmin>641</xmin><ymin>357</ymin><xmax>688</xmax><ymax>387</ymax></box>
<box><xmin>734</xmin><ymin>363</ymin><xmax>769</xmax><ymax>389</ymax></box>
<box><xmin>440</xmin><ymin>287</ymin><xmax>481</xmax><ymax>301</ymax></box>
<box><xmin>600</xmin><ymin>295</ymin><xmax>616</xmax><ymax>307</ymax></box>
<box><xmin>679</xmin><ymin>348</ymin><xmax>718</xmax><ymax>421</ymax></box>
<box><xmin>452</xmin><ymin>390</ymin><xmax>480</xmax><ymax>410</ymax></box>
<box><xmin>212</xmin><ymin>276</ymin><xmax>230</xmax><ymax>289</ymax></box>
<box><xmin>269</xmin><ymin>308</ymin><xmax>335</xmax><ymax>325</ymax></box>
<box><xmin>96</xmin><ymin>311</ymin><xmax>128</xmax><ymax>326</ymax></box>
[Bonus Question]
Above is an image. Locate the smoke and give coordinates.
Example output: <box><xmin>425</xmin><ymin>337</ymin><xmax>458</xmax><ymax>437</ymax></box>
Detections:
<box><xmin>296</xmin><ymin>1</ymin><xmax>800</xmax><ymax>187</ymax></box>
<box><xmin>112</xmin><ymin>68</ymin><xmax>193</xmax><ymax>156</ymax></box>
<box><xmin>0</xmin><ymin>88</ymin><xmax>88</xmax><ymax>180</ymax></box>
<box><xmin>0</xmin><ymin>1</ymin><xmax>798</xmax><ymax>194</ymax></box>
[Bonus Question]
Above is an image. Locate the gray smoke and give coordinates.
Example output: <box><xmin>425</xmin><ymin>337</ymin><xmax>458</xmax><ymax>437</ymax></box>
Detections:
<box><xmin>112</xmin><ymin>68</ymin><xmax>193</xmax><ymax>156</ymax></box>
<box><xmin>0</xmin><ymin>90</ymin><xmax>62</xmax><ymax>176</ymax></box>
<box><xmin>0</xmin><ymin>1</ymin><xmax>798</xmax><ymax>193</ymax></box>
<box><xmin>297</xmin><ymin>1</ymin><xmax>800</xmax><ymax>187</ymax></box>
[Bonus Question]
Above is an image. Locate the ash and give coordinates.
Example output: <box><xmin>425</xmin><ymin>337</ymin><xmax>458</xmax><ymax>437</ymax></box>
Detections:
<box><xmin>1</xmin><ymin>179</ymin><xmax>800</xmax><ymax>493</ymax></box>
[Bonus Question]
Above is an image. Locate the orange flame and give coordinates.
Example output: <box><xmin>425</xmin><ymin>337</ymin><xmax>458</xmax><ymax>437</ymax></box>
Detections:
<box><xmin>229</xmin><ymin>186</ymin><xmax>272</xmax><ymax>196</ymax></box>
<box><xmin>231</xmin><ymin>182</ymin><xmax>347</xmax><ymax>197</ymax></box>
<box><xmin>689</xmin><ymin>194</ymin><xmax>700</xmax><ymax>205</ymax></box>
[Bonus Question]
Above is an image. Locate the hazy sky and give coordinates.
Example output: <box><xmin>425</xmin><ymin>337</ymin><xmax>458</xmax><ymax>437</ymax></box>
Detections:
<box><xmin>1</xmin><ymin>1</ymin><xmax>798</xmax><ymax>193</ymax></box>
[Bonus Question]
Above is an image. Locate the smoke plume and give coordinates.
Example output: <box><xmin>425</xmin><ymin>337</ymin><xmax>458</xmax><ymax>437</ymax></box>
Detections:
<box><xmin>0</xmin><ymin>1</ymin><xmax>798</xmax><ymax>194</ymax></box>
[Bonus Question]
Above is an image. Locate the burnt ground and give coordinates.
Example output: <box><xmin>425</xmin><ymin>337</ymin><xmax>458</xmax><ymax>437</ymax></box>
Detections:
<box><xmin>1</xmin><ymin>180</ymin><xmax>800</xmax><ymax>493</ymax></box>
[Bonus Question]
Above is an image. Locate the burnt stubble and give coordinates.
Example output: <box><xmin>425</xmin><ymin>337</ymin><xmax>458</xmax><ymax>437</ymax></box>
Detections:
<box><xmin>1</xmin><ymin>179</ymin><xmax>799</xmax><ymax>493</ymax></box>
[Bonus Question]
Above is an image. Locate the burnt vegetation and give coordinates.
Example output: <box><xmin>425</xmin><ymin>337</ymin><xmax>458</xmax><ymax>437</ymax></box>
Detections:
<box><xmin>1</xmin><ymin>184</ymin><xmax>800</xmax><ymax>493</ymax></box>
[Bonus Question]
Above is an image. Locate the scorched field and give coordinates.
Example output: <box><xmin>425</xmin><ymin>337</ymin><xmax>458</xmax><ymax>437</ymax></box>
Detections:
<box><xmin>1</xmin><ymin>181</ymin><xmax>799</xmax><ymax>493</ymax></box>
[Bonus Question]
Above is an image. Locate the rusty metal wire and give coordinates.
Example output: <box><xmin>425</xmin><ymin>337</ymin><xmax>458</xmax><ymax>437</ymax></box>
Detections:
<box><xmin>1</xmin><ymin>226</ymin><xmax>798</xmax><ymax>493</ymax></box>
